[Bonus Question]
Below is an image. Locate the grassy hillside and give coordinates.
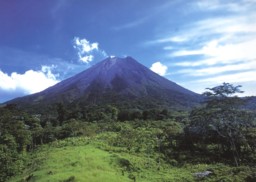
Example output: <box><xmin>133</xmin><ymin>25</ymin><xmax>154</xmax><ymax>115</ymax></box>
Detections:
<box><xmin>13</xmin><ymin>143</ymin><xmax>130</xmax><ymax>182</ymax></box>
<box><xmin>9</xmin><ymin>135</ymin><xmax>255</xmax><ymax>182</ymax></box>
<box><xmin>10</xmin><ymin>136</ymin><xmax>192</xmax><ymax>182</ymax></box>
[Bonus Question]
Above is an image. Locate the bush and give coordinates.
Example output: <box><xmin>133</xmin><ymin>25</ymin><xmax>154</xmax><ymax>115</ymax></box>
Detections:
<box><xmin>246</xmin><ymin>173</ymin><xmax>256</xmax><ymax>182</ymax></box>
<box><xmin>118</xmin><ymin>158</ymin><xmax>133</xmax><ymax>171</ymax></box>
<box><xmin>62</xmin><ymin>176</ymin><xmax>75</xmax><ymax>182</ymax></box>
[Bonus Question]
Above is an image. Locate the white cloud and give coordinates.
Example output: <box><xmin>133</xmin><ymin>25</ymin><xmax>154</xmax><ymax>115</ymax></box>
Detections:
<box><xmin>73</xmin><ymin>37</ymin><xmax>107</xmax><ymax>64</ymax></box>
<box><xmin>150</xmin><ymin>62</ymin><xmax>168</xmax><ymax>76</ymax></box>
<box><xmin>73</xmin><ymin>37</ymin><xmax>98</xmax><ymax>63</ymax></box>
<box><xmin>148</xmin><ymin>1</ymin><xmax>256</xmax><ymax>96</ymax></box>
<box><xmin>80</xmin><ymin>55</ymin><xmax>94</xmax><ymax>63</ymax></box>
<box><xmin>197</xmin><ymin>71</ymin><xmax>256</xmax><ymax>84</ymax></box>
<box><xmin>145</xmin><ymin>35</ymin><xmax>189</xmax><ymax>45</ymax></box>
<box><xmin>173</xmin><ymin>37</ymin><xmax>256</xmax><ymax>65</ymax></box>
<box><xmin>0</xmin><ymin>65</ymin><xmax>59</xmax><ymax>94</ymax></box>
<box><xmin>113</xmin><ymin>17</ymin><xmax>148</xmax><ymax>30</ymax></box>
<box><xmin>153</xmin><ymin>36</ymin><xmax>188</xmax><ymax>44</ymax></box>
<box><xmin>144</xmin><ymin>1</ymin><xmax>256</xmax><ymax>96</ymax></box>
<box><xmin>195</xmin><ymin>0</ymin><xmax>256</xmax><ymax>13</ymax></box>
<box><xmin>167</xmin><ymin>6</ymin><xmax>256</xmax><ymax>62</ymax></box>
<box><xmin>163</xmin><ymin>46</ymin><xmax>174</xmax><ymax>50</ymax></box>
<box><xmin>175</xmin><ymin>59</ymin><xmax>256</xmax><ymax>76</ymax></box>
<box><xmin>74</xmin><ymin>37</ymin><xmax>98</xmax><ymax>53</ymax></box>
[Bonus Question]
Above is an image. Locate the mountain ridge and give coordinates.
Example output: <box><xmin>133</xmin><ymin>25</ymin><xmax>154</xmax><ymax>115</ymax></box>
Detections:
<box><xmin>6</xmin><ymin>56</ymin><xmax>201</xmax><ymax>112</ymax></box>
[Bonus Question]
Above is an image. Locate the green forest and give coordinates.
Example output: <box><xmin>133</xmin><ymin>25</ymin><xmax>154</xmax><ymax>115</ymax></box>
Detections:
<box><xmin>1</xmin><ymin>83</ymin><xmax>256</xmax><ymax>182</ymax></box>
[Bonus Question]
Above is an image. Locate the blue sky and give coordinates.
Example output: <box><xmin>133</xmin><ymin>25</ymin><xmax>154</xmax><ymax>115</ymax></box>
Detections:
<box><xmin>0</xmin><ymin>0</ymin><xmax>256</xmax><ymax>103</ymax></box>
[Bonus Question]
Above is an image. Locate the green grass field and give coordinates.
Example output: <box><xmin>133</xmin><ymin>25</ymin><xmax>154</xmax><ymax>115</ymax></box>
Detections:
<box><xmin>29</xmin><ymin>145</ymin><xmax>131</xmax><ymax>182</ymax></box>
<box><xmin>9</xmin><ymin>135</ymin><xmax>255</xmax><ymax>182</ymax></box>
<box><xmin>9</xmin><ymin>136</ymin><xmax>192</xmax><ymax>182</ymax></box>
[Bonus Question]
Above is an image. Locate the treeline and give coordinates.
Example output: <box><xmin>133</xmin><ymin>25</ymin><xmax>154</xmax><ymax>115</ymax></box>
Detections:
<box><xmin>0</xmin><ymin>83</ymin><xmax>256</xmax><ymax>181</ymax></box>
<box><xmin>51</xmin><ymin>102</ymin><xmax>184</xmax><ymax>125</ymax></box>
<box><xmin>165</xmin><ymin>83</ymin><xmax>256</xmax><ymax>167</ymax></box>
<box><xmin>0</xmin><ymin>102</ymin><xmax>183</xmax><ymax>181</ymax></box>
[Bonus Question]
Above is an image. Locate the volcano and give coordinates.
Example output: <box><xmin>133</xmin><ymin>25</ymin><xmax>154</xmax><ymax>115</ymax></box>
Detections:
<box><xmin>6</xmin><ymin>56</ymin><xmax>201</xmax><ymax>111</ymax></box>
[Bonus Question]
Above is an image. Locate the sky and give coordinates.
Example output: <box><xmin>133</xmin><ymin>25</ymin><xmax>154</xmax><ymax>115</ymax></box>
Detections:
<box><xmin>0</xmin><ymin>0</ymin><xmax>256</xmax><ymax>103</ymax></box>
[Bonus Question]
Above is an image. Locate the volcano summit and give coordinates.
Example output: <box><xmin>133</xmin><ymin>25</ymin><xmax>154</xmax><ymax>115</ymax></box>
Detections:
<box><xmin>6</xmin><ymin>56</ymin><xmax>201</xmax><ymax>111</ymax></box>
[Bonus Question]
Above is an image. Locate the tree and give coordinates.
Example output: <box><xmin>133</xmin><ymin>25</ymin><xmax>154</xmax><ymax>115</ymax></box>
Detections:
<box><xmin>0</xmin><ymin>131</ymin><xmax>25</xmax><ymax>181</ymax></box>
<box><xmin>187</xmin><ymin>83</ymin><xmax>255</xmax><ymax>166</ymax></box>
<box><xmin>56</xmin><ymin>103</ymin><xmax>68</xmax><ymax>126</ymax></box>
<box><xmin>105</xmin><ymin>105</ymin><xmax>119</xmax><ymax>121</ymax></box>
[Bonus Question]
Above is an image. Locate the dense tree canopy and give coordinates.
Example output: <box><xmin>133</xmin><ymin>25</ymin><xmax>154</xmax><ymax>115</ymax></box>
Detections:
<box><xmin>185</xmin><ymin>83</ymin><xmax>255</xmax><ymax>166</ymax></box>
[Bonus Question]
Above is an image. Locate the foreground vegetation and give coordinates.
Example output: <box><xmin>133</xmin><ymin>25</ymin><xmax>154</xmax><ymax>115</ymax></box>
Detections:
<box><xmin>9</xmin><ymin>134</ymin><xmax>256</xmax><ymax>182</ymax></box>
<box><xmin>1</xmin><ymin>83</ymin><xmax>256</xmax><ymax>181</ymax></box>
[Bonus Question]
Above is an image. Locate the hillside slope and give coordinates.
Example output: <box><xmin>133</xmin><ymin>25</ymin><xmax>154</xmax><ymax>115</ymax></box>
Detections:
<box><xmin>6</xmin><ymin>57</ymin><xmax>201</xmax><ymax>112</ymax></box>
